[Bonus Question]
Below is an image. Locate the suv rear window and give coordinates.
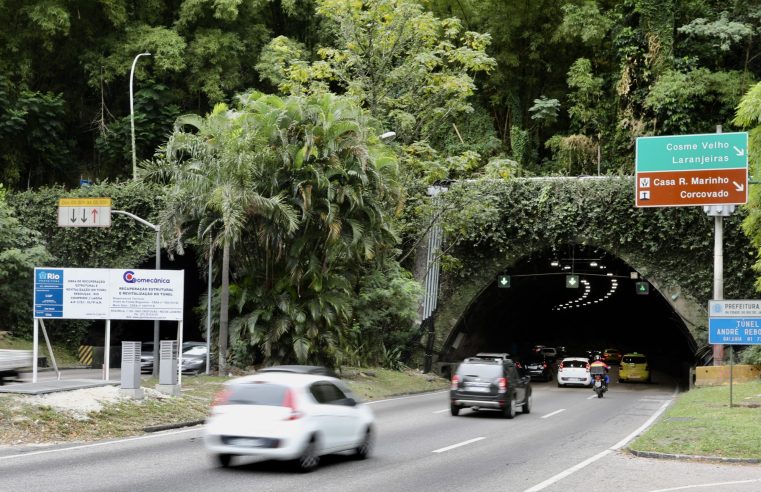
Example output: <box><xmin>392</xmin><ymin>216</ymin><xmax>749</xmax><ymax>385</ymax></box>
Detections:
<box><xmin>226</xmin><ymin>383</ymin><xmax>288</xmax><ymax>406</ymax></box>
<box><xmin>456</xmin><ymin>363</ymin><xmax>502</xmax><ymax>379</ymax></box>
<box><xmin>622</xmin><ymin>356</ymin><xmax>647</xmax><ymax>364</ymax></box>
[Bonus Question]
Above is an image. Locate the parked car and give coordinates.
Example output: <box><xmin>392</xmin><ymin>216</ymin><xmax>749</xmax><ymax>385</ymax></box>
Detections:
<box><xmin>619</xmin><ymin>353</ymin><xmax>650</xmax><ymax>383</ymax></box>
<box><xmin>180</xmin><ymin>345</ymin><xmax>208</xmax><ymax>375</ymax></box>
<box><xmin>142</xmin><ymin>340</ymin><xmax>206</xmax><ymax>373</ymax></box>
<box><xmin>556</xmin><ymin>357</ymin><xmax>592</xmax><ymax>387</ymax></box>
<box><xmin>204</xmin><ymin>371</ymin><xmax>374</xmax><ymax>471</ymax></box>
<box><xmin>524</xmin><ymin>357</ymin><xmax>553</xmax><ymax>381</ymax></box>
<box><xmin>449</xmin><ymin>355</ymin><xmax>532</xmax><ymax>419</ymax></box>
<box><xmin>603</xmin><ymin>348</ymin><xmax>623</xmax><ymax>365</ymax></box>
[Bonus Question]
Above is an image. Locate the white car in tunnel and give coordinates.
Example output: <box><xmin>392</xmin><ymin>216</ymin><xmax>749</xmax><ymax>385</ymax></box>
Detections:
<box><xmin>556</xmin><ymin>357</ymin><xmax>592</xmax><ymax>387</ymax></box>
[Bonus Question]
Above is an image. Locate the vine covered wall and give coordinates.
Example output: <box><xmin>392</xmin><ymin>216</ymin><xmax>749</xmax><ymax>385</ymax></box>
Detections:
<box><xmin>432</xmin><ymin>177</ymin><xmax>757</xmax><ymax>353</ymax></box>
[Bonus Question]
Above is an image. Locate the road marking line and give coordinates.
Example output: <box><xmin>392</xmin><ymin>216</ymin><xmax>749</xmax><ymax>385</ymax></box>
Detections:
<box><xmin>0</xmin><ymin>427</ymin><xmax>201</xmax><ymax>461</ymax></box>
<box><xmin>367</xmin><ymin>390</ymin><xmax>448</xmax><ymax>405</ymax></box>
<box><xmin>432</xmin><ymin>437</ymin><xmax>485</xmax><ymax>453</ymax></box>
<box><xmin>433</xmin><ymin>409</ymin><xmax>449</xmax><ymax>414</ymax></box>
<box><xmin>648</xmin><ymin>478</ymin><xmax>761</xmax><ymax>492</ymax></box>
<box><xmin>587</xmin><ymin>394</ymin><xmax>597</xmax><ymax>399</ymax></box>
<box><xmin>524</xmin><ymin>388</ymin><xmax>676</xmax><ymax>492</ymax></box>
<box><xmin>541</xmin><ymin>409</ymin><xmax>566</xmax><ymax>419</ymax></box>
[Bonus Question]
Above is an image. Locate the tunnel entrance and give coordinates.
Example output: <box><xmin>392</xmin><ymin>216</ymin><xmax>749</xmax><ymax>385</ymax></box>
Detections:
<box><xmin>439</xmin><ymin>245</ymin><xmax>696</xmax><ymax>387</ymax></box>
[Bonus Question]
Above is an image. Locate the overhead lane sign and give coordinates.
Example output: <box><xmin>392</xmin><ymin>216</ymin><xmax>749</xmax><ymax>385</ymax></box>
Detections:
<box><xmin>58</xmin><ymin>197</ymin><xmax>112</xmax><ymax>227</ymax></box>
<box><xmin>635</xmin><ymin>132</ymin><xmax>748</xmax><ymax>208</ymax></box>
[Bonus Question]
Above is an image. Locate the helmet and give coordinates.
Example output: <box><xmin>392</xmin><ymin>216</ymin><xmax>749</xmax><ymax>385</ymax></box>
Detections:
<box><xmin>593</xmin><ymin>355</ymin><xmax>602</xmax><ymax>361</ymax></box>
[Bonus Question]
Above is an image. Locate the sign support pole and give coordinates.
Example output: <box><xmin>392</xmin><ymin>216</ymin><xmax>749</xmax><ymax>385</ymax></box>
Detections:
<box><xmin>729</xmin><ymin>345</ymin><xmax>734</xmax><ymax>408</ymax></box>
<box><xmin>177</xmin><ymin>321</ymin><xmax>183</xmax><ymax>387</ymax></box>
<box><xmin>712</xmin><ymin>125</ymin><xmax>725</xmax><ymax>366</ymax></box>
<box><xmin>32</xmin><ymin>318</ymin><xmax>39</xmax><ymax>383</ymax></box>
<box><xmin>206</xmin><ymin>251</ymin><xmax>212</xmax><ymax>375</ymax></box>
<box><xmin>105</xmin><ymin>319</ymin><xmax>111</xmax><ymax>381</ymax></box>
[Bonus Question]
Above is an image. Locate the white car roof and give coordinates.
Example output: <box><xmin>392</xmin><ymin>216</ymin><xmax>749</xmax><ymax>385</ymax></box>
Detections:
<box><xmin>561</xmin><ymin>357</ymin><xmax>589</xmax><ymax>362</ymax></box>
<box><xmin>226</xmin><ymin>372</ymin><xmax>339</xmax><ymax>388</ymax></box>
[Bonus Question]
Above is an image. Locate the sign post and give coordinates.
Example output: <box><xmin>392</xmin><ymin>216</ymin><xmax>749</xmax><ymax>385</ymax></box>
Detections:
<box><xmin>708</xmin><ymin>300</ymin><xmax>761</xmax><ymax>407</ymax></box>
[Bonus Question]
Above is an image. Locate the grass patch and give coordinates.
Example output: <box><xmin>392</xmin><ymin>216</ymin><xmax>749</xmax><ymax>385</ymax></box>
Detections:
<box><xmin>0</xmin><ymin>367</ymin><xmax>447</xmax><ymax>445</ymax></box>
<box><xmin>630</xmin><ymin>381</ymin><xmax>761</xmax><ymax>459</ymax></box>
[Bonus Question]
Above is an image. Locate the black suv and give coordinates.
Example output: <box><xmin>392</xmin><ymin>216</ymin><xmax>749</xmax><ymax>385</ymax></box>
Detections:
<box><xmin>449</xmin><ymin>356</ymin><xmax>532</xmax><ymax>418</ymax></box>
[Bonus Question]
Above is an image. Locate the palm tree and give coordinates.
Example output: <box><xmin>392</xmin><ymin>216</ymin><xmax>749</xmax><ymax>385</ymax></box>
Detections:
<box><xmin>144</xmin><ymin>103</ymin><xmax>298</xmax><ymax>374</ymax></box>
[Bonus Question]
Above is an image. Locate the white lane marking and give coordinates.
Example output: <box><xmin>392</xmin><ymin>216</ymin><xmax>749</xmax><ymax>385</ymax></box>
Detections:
<box><xmin>649</xmin><ymin>479</ymin><xmax>761</xmax><ymax>492</ymax></box>
<box><xmin>433</xmin><ymin>409</ymin><xmax>449</xmax><ymax>414</ymax></box>
<box><xmin>586</xmin><ymin>394</ymin><xmax>597</xmax><ymax>399</ymax></box>
<box><xmin>0</xmin><ymin>426</ymin><xmax>202</xmax><ymax>461</ymax></box>
<box><xmin>524</xmin><ymin>449</ymin><xmax>612</xmax><ymax>492</ymax></box>
<box><xmin>367</xmin><ymin>390</ymin><xmax>448</xmax><ymax>405</ymax></box>
<box><xmin>541</xmin><ymin>409</ymin><xmax>566</xmax><ymax>419</ymax></box>
<box><xmin>524</xmin><ymin>387</ymin><xmax>677</xmax><ymax>492</ymax></box>
<box><xmin>432</xmin><ymin>437</ymin><xmax>485</xmax><ymax>454</ymax></box>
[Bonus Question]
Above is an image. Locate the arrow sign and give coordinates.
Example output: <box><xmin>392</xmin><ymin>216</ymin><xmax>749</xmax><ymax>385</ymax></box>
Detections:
<box><xmin>734</xmin><ymin>146</ymin><xmax>745</xmax><ymax>157</ymax></box>
<box><xmin>70</xmin><ymin>209</ymin><xmax>76</xmax><ymax>223</ymax></box>
<box><xmin>81</xmin><ymin>208</ymin><xmax>87</xmax><ymax>223</ymax></box>
<box><xmin>733</xmin><ymin>181</ymin><xmax>744</xmax><ymax>192</ymax></box>
<box><xmin>497</xmin><ymin>275</ymin><xmax>510</xmax><ymax>288</ymax></box>
<box><xmin>57</xmin><ymin>198</ymin><xmax>112</xmax><ymax>227</ymax></box>
<box><xmin>566</xmin><ymin>275</ymin><xmax>579</xmax><ymax>288</ymax></box>
<box><xmin>91</xmin><ymin>208</ymin><xmax>98</xmax><ymax>223</ymax></box>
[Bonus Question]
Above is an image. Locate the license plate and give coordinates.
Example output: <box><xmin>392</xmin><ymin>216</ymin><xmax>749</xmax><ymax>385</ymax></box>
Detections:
<box><xmin>467</xmin><ymin>386</ymin><xmax>490</xmax><ymax>393</ymax></box>
<box><xmin>230</xmin><ymin>438</ymin><xmax>264</xmax><ymax>447</ymax></box>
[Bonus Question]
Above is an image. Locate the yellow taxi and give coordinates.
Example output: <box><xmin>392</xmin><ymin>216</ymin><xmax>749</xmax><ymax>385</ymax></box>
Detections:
<box><xmin>619</xmin><ymin>353</ymin><xmax>650</xmax><ymax>383</ymax></box>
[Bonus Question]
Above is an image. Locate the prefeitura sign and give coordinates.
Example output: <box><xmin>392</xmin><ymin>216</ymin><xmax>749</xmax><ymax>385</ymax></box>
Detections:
<box><xmin>708</xmin><ymin>300</ymin><xmax>761</xmax><ymax>345</ymax></box>
<box><xmin>635</xmin><ymin>132</ymin><xmax>748</xmax><ymax>207</ymax></box>
<box><xmin>33</xmin><ymin>268</ymin><xmax>184</xmax><ymax>321</ymax></box>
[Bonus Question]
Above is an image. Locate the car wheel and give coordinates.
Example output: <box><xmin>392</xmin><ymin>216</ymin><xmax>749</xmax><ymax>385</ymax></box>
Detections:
<box><xmin>503</xmin><ymin>394</ymin><xmax>516</xmax><ymax>419</ymax></box>
<box><xmin>522</xmin><ymin>392</ymin><xmax>532</xmax><ymax>414</ymax></box>
<box><xmin>354</xmin><ymin>427</ymin><xmax>374</xmax><ymax>460</ymax></box>
<box><xmin>215</xmin><ymin>453</ymin><xmax>233</xmax><ymax>468</ymax></box>
<box><xmin>295</xmin><ymin>437</ymin><xmax>320</xmax><ymax>473</ymax></box>
<box><xmin>450</xmin><ymin>404</ymin><xmax>460</xmax><ymax>416</ymax></box>
<box><xmin>557</xmin><ymin>382</ymin><xmax>562</xmax><ymax>388</ymax></box>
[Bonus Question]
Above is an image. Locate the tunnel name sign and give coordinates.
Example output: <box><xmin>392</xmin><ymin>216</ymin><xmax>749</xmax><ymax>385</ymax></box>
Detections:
<box><xmin>33</xmin><ymin>267</ymin><xmax>184</xmax><ymax>321</ymax></box>
<box><xmin>635</xmin><ymin>132</ymin><xmax>748</xmax><ymax>207</ymax></box>
<box><xmin>708</xmin><ymin>300</ymin><xmax>761</xmax><ymax>345</ymax></box>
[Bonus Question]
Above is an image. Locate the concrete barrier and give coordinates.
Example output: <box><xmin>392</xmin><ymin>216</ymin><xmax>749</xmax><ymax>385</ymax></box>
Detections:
<box><xmin>694</xmin><ymin>364</ymin><xmax>761</xmax><ymax>386</ymax></box>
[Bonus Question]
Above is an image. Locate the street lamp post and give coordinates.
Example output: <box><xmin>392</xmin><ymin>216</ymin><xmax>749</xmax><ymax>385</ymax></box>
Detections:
<box><xmin>130</xmin><ymin>52</ymin><xmax>151</xmax><ymax>181</ymax></box>
<box><xmin>112</xmin><ymin>210</ymin><xmax>162</xmax><ymax>377</ymax></box>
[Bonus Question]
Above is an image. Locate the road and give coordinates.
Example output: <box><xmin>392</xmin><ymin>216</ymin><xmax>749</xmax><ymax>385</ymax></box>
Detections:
<box><xmin>4</xmin><ymin>374</ymin><xmax>760</xmax><ymax>492</ymax></box>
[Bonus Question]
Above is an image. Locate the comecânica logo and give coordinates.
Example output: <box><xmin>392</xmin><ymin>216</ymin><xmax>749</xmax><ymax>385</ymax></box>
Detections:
<box><xmin>123</xmin><ymin>271</ymin><xmax>136</xmax><ymax>283</ymax></box>
<box><xmin>121</xmin><ymin>270</ymin><xmax>170</xmax><ymax>284</ymax></box>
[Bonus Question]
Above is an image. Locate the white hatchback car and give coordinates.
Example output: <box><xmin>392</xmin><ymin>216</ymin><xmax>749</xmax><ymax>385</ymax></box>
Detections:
<box><xmin>204</xmin><ymin>372</ymin><xmax>375</xmax><ymax>472</ymax></box>
<box><xmin>556</xmin><ymin>357</ymin><xmax>592</xmax><ymax>387</ymax></box>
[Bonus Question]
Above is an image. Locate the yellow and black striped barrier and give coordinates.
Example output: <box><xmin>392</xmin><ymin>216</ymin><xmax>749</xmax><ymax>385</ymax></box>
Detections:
<box><xmin>78</xmin><ymin>345</ymin><xmax>94</xmax><ymax>367</ymax></box>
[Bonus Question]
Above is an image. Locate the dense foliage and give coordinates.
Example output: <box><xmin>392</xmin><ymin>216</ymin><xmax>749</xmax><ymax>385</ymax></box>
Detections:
<box><xmin>3</xmin><ymin>0</ymin><xmax>761</xmax><ymax>367</ymax></box>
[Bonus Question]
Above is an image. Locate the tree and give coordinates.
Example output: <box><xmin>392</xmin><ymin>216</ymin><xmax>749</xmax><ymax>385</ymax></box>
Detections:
<box><xmin>145</xmin><ymin>102</ymin><xmax>299</xmax><ymax>374</ymax></box>
<box><xmin>0</xmin><ymin>184</ymin><xmax>52</xmax><ymax>333</ymax></box>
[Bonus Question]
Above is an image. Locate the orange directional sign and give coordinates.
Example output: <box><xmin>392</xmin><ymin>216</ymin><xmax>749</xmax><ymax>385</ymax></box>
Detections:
<box><xmin>636</xmin><ymin>168</ymin><xmax>747</xmax><ymax>207</ymax></box>
<box><xmin>635</xmin><ymin>132</ymin><xmax>748</xmax><ymax>207</ymax></box>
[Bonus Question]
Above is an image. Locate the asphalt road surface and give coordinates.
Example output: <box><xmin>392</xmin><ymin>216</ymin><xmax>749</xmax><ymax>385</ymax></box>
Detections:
<box><xmin>3</xmin><ymin>372</ymin><xmax>760</xmax><ymax>492</ymax></box>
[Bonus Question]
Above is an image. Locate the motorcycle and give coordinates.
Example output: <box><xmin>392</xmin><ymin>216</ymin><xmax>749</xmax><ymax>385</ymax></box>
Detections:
<box><xmin>590</xmin><ymin>366</ymin><xmax>608</xmax><ymax>398</ymax></box>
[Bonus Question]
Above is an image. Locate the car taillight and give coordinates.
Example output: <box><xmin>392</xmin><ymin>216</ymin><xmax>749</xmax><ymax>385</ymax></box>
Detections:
<box><xmin>585</xmin><ymin>363</ymin><xmax>590</xmax><ymax>372</ymax></box>
<box><xmin>282</xmin><ymin>389</ymin><xmax>303</xmax><ymax>420</ymax></box>
<box><xmin>211</xmin><ymin>388</ymin><xmax>230</xmax><ymax>407</ymax></box>
<box><xmin>498</xmin><ymin>377</ymin><xmax>507</xmax><ymax>391</ymax></box>
<box><xmin>451</xmin><ymin>375</ymin><xmax>460</xmax><ymax>390</ymax></box>
<box><xmin>559</xmin><ymin>362</ymin><xmax>564</xmax><ymax>369</ymax></box>
<box><xmin>543</xmin><ymin>362</ymin><xmax>547</xmax><ymax>368</ymax></box>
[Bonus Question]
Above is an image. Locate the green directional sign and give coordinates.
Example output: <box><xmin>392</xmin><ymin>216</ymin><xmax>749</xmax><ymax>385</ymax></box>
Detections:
<box><xmin>635</xmin><ymin>281</ymin><xmax>650</xmax><ymax>295</ymax></box>
<box><xmin>566</xmin><ymin>275</ymin><xmax>579</xmax><ymax>288</ymax></box>
<box><xmin>497</xmin><ymin>274</ymin><xmax>510</xmax><ymax>288</ymax></box>
<box><xmin>636</xmin><ymin>132</ymin><xmax>748</xmax><ymax>172</ymax></box>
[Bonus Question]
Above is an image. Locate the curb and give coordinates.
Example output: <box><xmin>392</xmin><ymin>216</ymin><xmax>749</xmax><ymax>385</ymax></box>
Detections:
<box><xmin>143</xmin><ymin>419</ymin><xmax>205</xmax><ymax>433</ymax></box>
<box><xmin>626</xmin><ymin>448</ymin><xmax>761</xmax><ymax>464</ymax></box>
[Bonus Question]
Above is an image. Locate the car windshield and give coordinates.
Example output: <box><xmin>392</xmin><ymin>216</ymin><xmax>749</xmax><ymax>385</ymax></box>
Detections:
<box><xmin>562</xmin><ymin>360</ymin><xmax>587</xmax><ymax>368</ymax></box>
<box><xmin>225</xmin><ymin>383</ymin><xmax>288</xmax><ymax>406</ymax></box>
<box><xmin>183</xmin><ymin>346</ymin><xmax>206</xmax><ymax>356</ymax></box>
<box><xmin>457</xmin><ymin>363</ymin><xmax>502</xmax><ymax>379</ymax></box>
<box><xmin>526</xmin><ymin>358</ymin><xmax>545</xmax><ymax>365</ymax></box>
<box><xmin>623</xmin><ymin>356</ymin><xmax>647</xmax><ymax>364</ymax></box>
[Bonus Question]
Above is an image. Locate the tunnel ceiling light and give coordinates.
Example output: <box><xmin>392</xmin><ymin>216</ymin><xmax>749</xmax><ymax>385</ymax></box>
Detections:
<box><xmin>551</xmin><ymin>260</ymin><xmax>559</xmax><ymax>267</ymax></box>
<box><xmin>606</xmin><ymin>272</ymin><xmax>614</xmax><ymax>276</ymax></box>
<box><xmin>563</xmin><ymin>265</ymin><xmax>571</xmax><ymax>270</ymax></box>
<box><xmin>590</xmin><ymin>261</ymin><xmax>598</xmax><ymax>267</ymax></box>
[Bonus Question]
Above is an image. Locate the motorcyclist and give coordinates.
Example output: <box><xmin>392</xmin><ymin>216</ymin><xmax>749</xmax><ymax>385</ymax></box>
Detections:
<box><xmin>590</xmin><ymin>355</ymin><xmax>610</xmax><ymax>388</ymax></box>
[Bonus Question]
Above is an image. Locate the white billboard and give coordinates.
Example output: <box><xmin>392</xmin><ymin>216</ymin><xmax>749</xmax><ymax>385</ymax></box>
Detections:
<box><xmin>34</xmin><ymin>268</ymin><xmax>184</xmax><ymax>321</ymax></box>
